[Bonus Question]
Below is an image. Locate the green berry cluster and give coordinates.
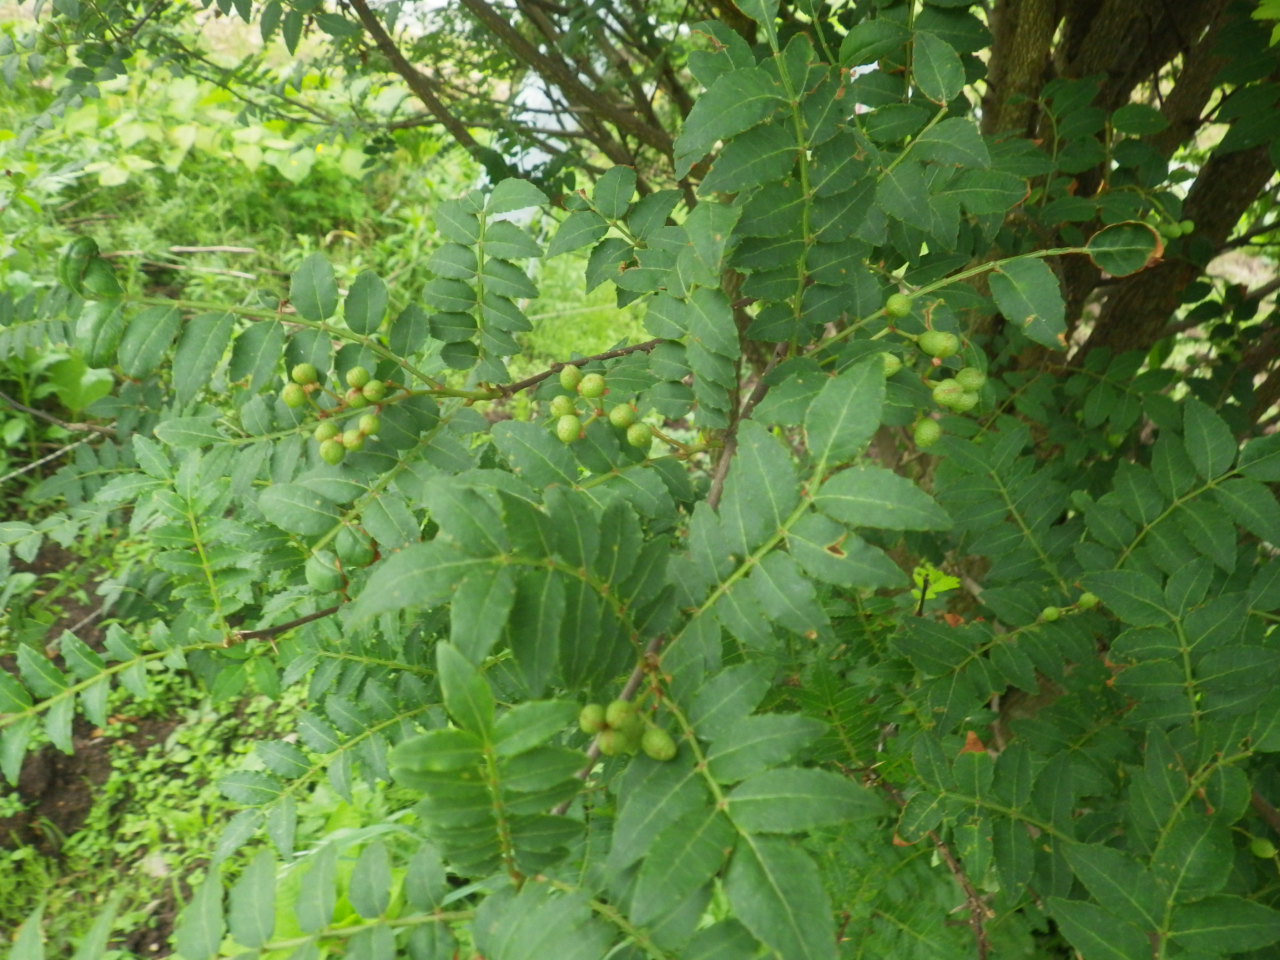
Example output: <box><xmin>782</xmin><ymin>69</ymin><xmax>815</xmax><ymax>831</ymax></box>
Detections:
<box><xmin>550</xmin><ymin>366</ymin><xmax>652</xmax><ymax>449</ymax></box>
<box><xmin>1157</xmin><ymin>218</ymin><xmax>1195</xmax><ymax>239</ymax></box>
<box><xmin>579</xmin><ymin>700</ymin><xmax>677</xmax><ymax>761</ymax></box>
<box><xmin>279</xmin><ymin>363</ymin><xmax>392</xmax><ymax>466</ymax></box>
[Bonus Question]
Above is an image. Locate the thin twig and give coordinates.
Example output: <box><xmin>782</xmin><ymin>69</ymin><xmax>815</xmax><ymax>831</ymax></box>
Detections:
<box><xmin>0</xmin><ymin>388</ymin><xmax>117</xmax><ymax>437</ymax></box>
<box><xmin>225</xmin><ymin>605</ymin><xmax>342</xmax><ymax>646</ymax></box>
<box><xmin>706</xmin><ymin>343</ymin><xmax>787</xmax><ymax>509</ymax></box>
<box><xmin>0</xmin><ymin>437</ymin><xmax>94</xmax><ymax>486</ymax></box>
<box><xmin>1252</xmin><ymin>789</ymin><xmax>1280</xmax><ymax>835</ymax></box>
<box><xmin>497</xmin><ymin>339</ymin><xmax>664</xmax><ymax>397</ymax></box>
<box><xmin>167</xmin><ymin>245</ymin><xmax>258</xmax><ymax>255</ymax></box>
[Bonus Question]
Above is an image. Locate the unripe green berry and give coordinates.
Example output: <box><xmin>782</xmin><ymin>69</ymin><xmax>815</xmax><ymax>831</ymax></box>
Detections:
<box><xmin>319</xmin><ymin>439</ymin><xmax>346</xmax><ymax>465</ymax></box>
<box><xmin>281</xmin><ymin>382</ymin><xmax>307</xmax><ymax>408</ymax></box>
<box><xmin>291</xmin><ymin>363</ymin><xmax>319</xmax><ymax>385</ymax></box>
<box><xmin>336</xmin><ymin>527</ymin><xmax>376</xmax><ymax>567</ymax></box>
<box><xmin>597</xmin><ymin>728</ymin><xmax>630</xmax><ymax>757</ymax></box>
<box><xmin>362</xmin><ymin>380</ymin><xmax>387</xmax><ymax>402</ymax></box>
<box><xmin>314</xmin><ymin>421</ymin><xmax>340</xmax><ymax>443</ymax></box>
<box><xmin>305</xmin><ymin>550</ymin><xmax>344</xmax><ymax>593</ymax></box>
<box><xmin>549</xmin><ymin>394</ymin><xmax>577</xmax><ymax>418</ymax></box>
<box><xmin>932</xmin><ymin>378</ymin><xmax>966</xmax><ymax>408</ymax></box>
<box><xmin>948</xmin><ymin>390</ymin><xmax>980</xmax><ymax>413</ymax></box>
<box><xmin>1179</xmin><ymin>219</ymin><xmax>1195</xmax><ymax>234</ymax></box>
<box><xmin>1158</xmin><ymin>221</ymin><xmax>1181</xmax><ymax>239</ymax></box>
<box><xmin>342</xmin><ymin>429</ymin><xmax>365</xmax><ymax>451</ymax></box>
<box><xmin>346</xmin><ymin>365</ymin><xmax>371</xmax><ymax>388</ymax></box>
<box><xmin>918</xmin><ymin>330</ymin><xmax>960</xmax><ymax>359</ymax></box>
<box><xmin>559</xmin><ymin>365</ymin><xmax>583</xmax><ymax>391</ymax></box>
<box><xmin>626</xmin><ymin>422</ymin><xmax>653</xmax><ymax>449</ymax></box>
<box><xmin>358</xmin><ymin>414</ymin><xmax>381</xmax><ymax>436</ymax></box>
<box><xmin>881</xmin><ymin>353</ymin><xmax>903</xmax><ymax>378</ymax></box>
<box><xmin>579</xmin><ymin>703</ymin><xmax>606</xmax><ymax>734</ymax></box>
<box><xmin>914</xmin><ymin>418</ymin><xmax>942</xmax><ymax>449</ymax></box>
<box><xmin>556</xmin><ymin>414</ymin><xmax>582</xmax><ymax>444</ymax></box>
<box><xmin>579</xmin><ymin>372</ymin><xmax>606</xmax><ymax>399</ymax></box>
<box><xmin>608</xmin><ymin>404</ymin><xmax>637</xmax><ymax>429</ymax></box>
<box><xmin>955</xmin><ymin>367</ymin><xmax>986</xmax><ymax>392</ymax></box>
<box><xmin>604</xmin><ymin>699</ymin><xmax>636</xmax><ymax>729</ymax></box>
<box><xmin>1251</xmin><ymin>837</ymin><xmax>1277</xmax><ymax>859</ymax></box>
<box><xmin>345</xmin><ymin>387</ymin><xmax>370</xmax><ymax>409</ymax></box>
<box><xmin>885</xmin><ymin>293</ymin><xmax>914</xmax><ymax>318</ymax></box>
<box><xmin>641</xmin><ymin>727</ymin><xmax>678</xmax><ymax>762</ymax></box>
<box><xmin>1078</xmin><ymin>592</ymin><xmax>1100</xmax><ymax>610</ymax></box>
<box><xmin>1040</xmin><ymin>605</ymin><xmax>1061</xmax><ymax>622</ymax></box>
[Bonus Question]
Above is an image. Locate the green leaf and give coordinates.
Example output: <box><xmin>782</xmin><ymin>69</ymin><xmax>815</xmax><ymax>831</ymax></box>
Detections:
<box><xmin>1060</xmin><ymin>843</ymin><xmax>1162</xmax><ymax>929</ymax></box>
<box><xmin>1086</xmin><ymin>221</ymin><xmax>1161</xmax><ymax>277</ymax></box>
<box><xmin>631</xmin><ymin>808</ymin><xmax>734</xmax><ymax>926</ymax></box>
<box><xmin>912</xmin><ymin>32</ymin><xmax>964</xmax><ymax>103</ymax></box>
<box><xmin>606</xmin><ymin>753</ymin><xmax>705</xmax><ymax>873</ymax></box>
<box><xmin>1080</xmin><ymin>570</ymin><xmax>1172</xmax><ymax>626</ymax></box>
<box><xmin>1238</xmin><ymin>432</ymin><xmax>1280</xmax><ymax>481</ymax></box>
<box><xmin>118</xmin><ymin>305</ymin><xmax>180</xmax><ymax>378</ymax></box>
<box><xmin>1213</xmin><ymin>478</ymin><xmax>1280</xmax><ymax>543</ymax></box>
<box><xmin>547</xmin><ymin>210</ymin><xmax>608</xmax><ymax>258</ymax></box>
<box><xmin>345</xmin><ymin>270</ymin><xmax>388</xmax><ymax>335</ymax></box>
<box><xmin>257</xmin><ymin>483</ymin><xmax>341</xmax><ymax>536</ymax></box>
<box><xmin>227</xmin><ymin>849</ymin><xmax>276</xmax><ymax>949</ymax></box>
<box><xmin>0</xmin><ymin>670</ymin><xmax>33</xmax><ymax>712</ymax></box>
<box><xmin>172</xmin><ymin>312</ymin><xmax>234</xmax><ymax>406</ymax></box>
<box><xmin>493</xmin><ymin>700</ymin><xmax>577</xmax><ymax>758</ymax></box>
<box><xmin>911</xmin><ymin>117</ymin><xmax>990</xmax><ymax>168</ymax></box>
<box><xmin>718</xmin><ymin>421</ymin><xmax>800</xmax><ymax>554</ymax></box>
<box><xmin>350</xmin><ymin>842</ymin><xmax>391</xmax><ymax>919</ymax></box>
<box><xmin>1182</xmin><ymin>397</ymin><xmax>1236</xmax><ymax>479</ymax></box>
<box><xmin>8</xmin><ymin>905</ymin><xmax>44</xmax><ymax>960</ymax></box>
<box><xmin>805</xmin><ymin>359</ymin><xmax>884</xmax><ymax>469</ymax></box>
<box><xmin>947</xmin><ymin>169</ymin><xmax>1029</xmax><ymax>214</ymax></box>
<box><xmin>290</xmin><ymin>252</ymin><xmax>338</xmax><ymax>322</ymax></box>
<box><xmin>1112</xmin><ymin>103</ymin><xmax>1169</xmax><ymax>135</ymax></box>
<box><xmin>814</xmin><ymin>466</ymin><xmax>951</xmax><ymax>531</ymax></box>
<box><xmin>219</xmin><ymin>771</ymin><xmax>284</xmax><ymax>806</ymax></box>
<box><xmin>228</xmin><ymin>319</ymin><xmax>284</xmax><ymax>392</ymax></box>
<box><xmin>840</xmin><ymin>20</ymin><xmax>910</xmax><ymax>66</ymax></box>
<box><xmin>727</xmin><ymin>767</ymin><xmax>884</xmax><ymax>831</ymax></box>
<box><xmin>691</xmin><ymin>663</ymin><xmax>773</xmax><ymax>743</ymax></box>
<box><xmin>294</xmin><ymin>844</ymin><xmax>338</xmax><ymax>933</ymax></box>
<box><xmin>346</xmin><ymin>541</ymin><xmax>488</xmax><ymax>624</ymax></box>
<box><xmin>153</xmin><ymin>416</ymin><xmax>224</xmax><ymax>448</ymax></box>
<box><xmin>725</xmin><ymin>837</ymin><xmax>837</xmax><ymax>960</ymax></box>
<box><xmin>706</xmin><ymin>714</ymin><xmax>826</xmax><ymax>783</ymax></box>
<box><xmin>1170</xmin><ymin>896</ymin><xmax>1280</xmax><ymax>953</ymax></box>
<box><xmin>174</xmin><ymin>871</ymin><xmax>225</xmax><ymax>960</ymax></box>
<box><xmin>486</xmin><ymin>178</ymin><xmax>548</xmax><ymax>215</ymax></box>
<box><xmin>592</xmin><ymin>166</ymin><xmax>636</xmax><ymax>219</ymax></box>
<box><xmin>437</xmin><ymin>641</ymin><xmax>494</xmax><ymax>736</ymax></box>
<box><xmin>71</xmin><ymin>893</ymin><xmax>123</xmax><ymax>960</ymax></box>
<box><xmin>1047</xmin><ymin>898</ymin><xmax>1152</xmax><ymax>960</ymax></box>
<box><xmin>989</xmin><ymin>257</ymin><xmax>1066</xmax><ymax>350</ymax></box>
<box><xmin>675</xmin><ymin>66</ymin><xmax>785</xmax><ymax>178</ymax></box>
<box><xmin>700</xmin><ymin>123</ymin><xmax>797</xmax><ymax>195</ymax></box>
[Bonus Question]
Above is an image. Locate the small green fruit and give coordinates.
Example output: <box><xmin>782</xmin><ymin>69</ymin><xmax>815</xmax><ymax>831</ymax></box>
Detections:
<box><xmin>362</xmin><ymin>380</ymin><xmax>387</xmax><ymax>402</ymax></box>
<box><xmin>1040</xmin><ymin>606</ymin><xmax>1061</xmax><ymax>622</ymax></box>
<box><xmin>305</xmin><ymin>550</ymin><xmax>344</xmax><ymax>592</ymax></box>
<box><xmin>579</xmin><ymin>373</ymin><xmax>607</xmax><ymax>399</ymax></box>
<box><xmin>556</xmin><ymin>414</ymin><xmax>582</xmax><ymax>444</ymax></box>
<box><xmin>605</xmin><ymin>699</ymin><xmax>637</xmax><ymax>729</ymax></box>
<box><xmin>885</xmin><ymin>293</ymin><xmax>914</xmax><ymax>318</ymax></box>
<box><xmin>336</xmin><ymin>527</ymin><xmax>376</xmax><ymax>567</ymax></box>
<box><xmin>918</xmin><ymin>330</ymin><xmax>960</xmax><ymax>359</ymax></box>
<box><xmin>345</xmin><ymin>387</ymin><xmax>370</xmax><ymax>409</ymax></box>
<box><xmin>626</xmin><ymin>422</ymin><xmax>653</xmax><ymax>449</ymax></box>
<box><xmin>1179</xmin><ymin>219</ymin><xmax>1195</xmax><ymax>235</ymax></box>
<box><xmin>314</xmin><ymin>421</ymin><xmax>340</xmax><ymax>442</ymax></box>
<box><xmin>579</xmin><ymin>703</ymin><xmax>606</xmax><ymax>734</ymax></box>
<box><xmin>1078</xmin><ymin>592</ymin><xmax>1100</xmax><ymax>610</ymax></box>
<box><xmin>559</xmin><ymin>365</ymin><xmax>583</xmax><ymax>391</ymax></box>
<box><xmin>955</xmin><ymin>367</ymin><xmax>986</xmax><ymax>392</ymax></box>
<box><xmin>346</xmin><ymin>365</ymin><xmax>371</xmax><ymax>389</ymax></box>
<box><xmin>914</xmin><ymin>418</ymin><xmax>942</xmax><ymax>449</ymax></box>
<box><xmin>881</xmin><ymin>353</ymin><xmax>903</xmax><ymax>378</ymax></box>
<box><xmin>291</xmin><ymin>363</ymin><xmax>320</xmax><ymax>385</ymax></box>
<box><xmin>1250</xmin><ymin>837</ymin><xmax>1277</xmax><ymax>859</ymax></box>
<box><xmin>1158</xmin><ymin>221</ymin><xmax>1181</xmax><ymax>239</ymax></box>
<box><xmin>549</xmin><ymin>394</ymin><xmax>577</xmax><ymax>418</ymax></box>
<box><xmin>948</xmin><ymin>390</ymin><xmax>980</xmax><ymax>413</ymax></box>
<box><xmin>319</xmin><ymin>439</ymin><xmax>346</xmax><ymax>465</ymax></box>
<box><xmin>608</xmin><ymin>403</ymin><xmax>637</xmax><ymax>428</ymax></box>
<box><xmin>342</xmin><ymin>429</ymin><xmax>365</xmax><ymax>451</ymax></box>
<box><xmin>358</xmin><ymin>414</ymin><xmax>381</xmax><ymax>436</ymax></box>
<box><xmin>281</xmin><ymin>383</ymin><xmax>307</xmax><ymax>408</ymax></box>
<box><xmin>597</xmin><ymin>728</ymin><xmax>630</xmax><ymax>757</ymax></box>
<box><xmin>641</xmin><ymin>727</ymin><xmax>678</xmax><ymax>762</ymax></box>
<box><xmin>932</xmin><ymin>378</ymin><xmax>966</xmax><ymax>408</ymax></box>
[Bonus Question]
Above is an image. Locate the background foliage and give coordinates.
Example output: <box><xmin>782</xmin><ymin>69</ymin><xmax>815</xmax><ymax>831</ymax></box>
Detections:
<box><xmin>2</xmin><ymin>0</ymin><xmax>1280</xmax><ymax>958</ymax></box>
